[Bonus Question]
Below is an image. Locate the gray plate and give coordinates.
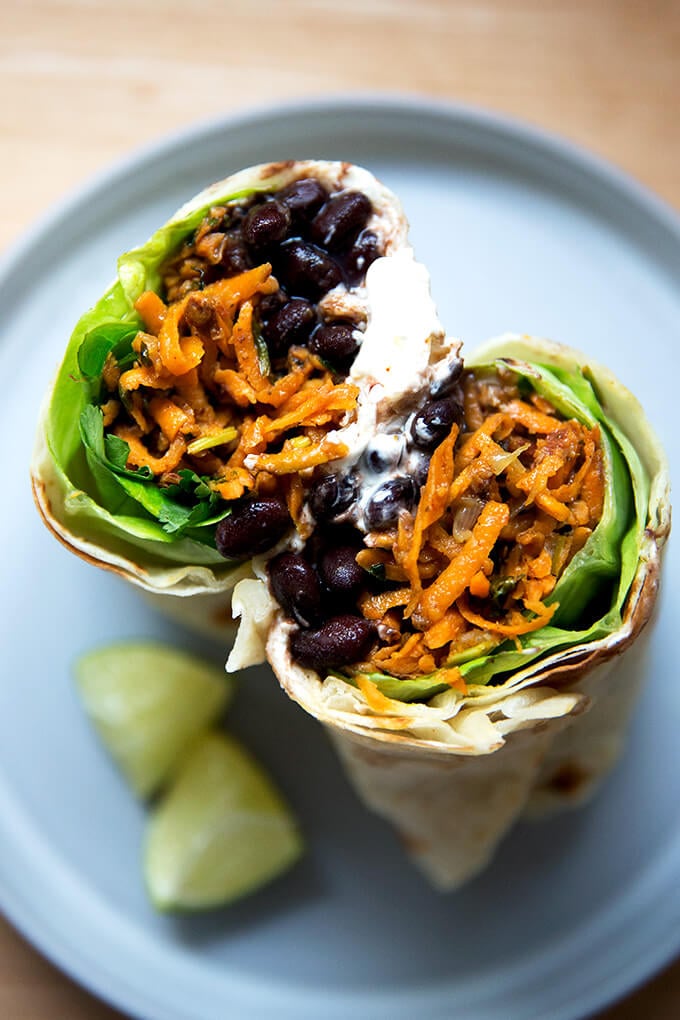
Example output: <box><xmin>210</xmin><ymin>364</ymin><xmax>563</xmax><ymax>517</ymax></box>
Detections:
<box><xmin>1</xmin><ymin>96</ymin><xmax>678</xmax><ymax>1020</ymax></box>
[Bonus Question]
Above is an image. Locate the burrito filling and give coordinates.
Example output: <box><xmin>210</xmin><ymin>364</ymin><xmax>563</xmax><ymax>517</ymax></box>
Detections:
<box><xmin>261</xmin><ymin>359</ymin><xmax>634</xmax><ymax>700</ymax></box>
<box><xmin>84</xmin><ymin>179</ymin><xmax>396</xmax><ymax>553</ymax></box>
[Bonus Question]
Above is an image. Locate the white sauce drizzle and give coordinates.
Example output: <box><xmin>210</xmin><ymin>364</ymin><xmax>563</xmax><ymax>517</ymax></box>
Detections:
<box><xmin>323</xmin><ymin>248</ymin><xmax>462</xmax><ymax>529</ymax></box>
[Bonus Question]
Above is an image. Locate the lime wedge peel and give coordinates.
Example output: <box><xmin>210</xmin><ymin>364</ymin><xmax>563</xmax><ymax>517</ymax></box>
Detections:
<box><xmin>74</xmin><ymin>640</ymin><xmax>303</xmax><ymax>910</ymax></box>
<box><xmin>145</xmin><ymin>731</ymin><xmax>303</xmax><ymax>911</ymax></box>
<box><xmin>74</xmin><ymin>641</ymin><xmax>234</xmax><ymax>798</ymax></box>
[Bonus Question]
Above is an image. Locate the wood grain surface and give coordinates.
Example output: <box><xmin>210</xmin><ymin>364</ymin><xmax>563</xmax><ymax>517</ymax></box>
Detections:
<box><xmin>1</xmin><ymin>0</ymin><xmax>678</xmax><ymax>1017</ymax></box>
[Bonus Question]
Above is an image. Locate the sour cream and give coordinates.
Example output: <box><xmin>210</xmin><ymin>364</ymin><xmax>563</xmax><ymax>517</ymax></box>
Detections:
<box><xmin>350</xmin><ymin>247</ymin><xmax>447</xmax><ymax>402</ymax></box>
<box><xmin>320</xmin><ymin>248</ymin><xmax>462</xmax><ymax>530</ymax></box>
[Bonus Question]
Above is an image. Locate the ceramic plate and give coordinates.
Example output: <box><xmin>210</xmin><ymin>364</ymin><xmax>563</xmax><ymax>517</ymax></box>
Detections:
<box><xmin>1</xmin><ymin>96</ymin><xmax>678</xmax><ymax>1020</ymax></box>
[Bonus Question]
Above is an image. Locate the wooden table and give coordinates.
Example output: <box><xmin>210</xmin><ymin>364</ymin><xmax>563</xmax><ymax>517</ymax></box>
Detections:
<box><xmin>1</xmin><ymin>0</ymin><xmax>678</xmax><ymax>1016</ymax></box>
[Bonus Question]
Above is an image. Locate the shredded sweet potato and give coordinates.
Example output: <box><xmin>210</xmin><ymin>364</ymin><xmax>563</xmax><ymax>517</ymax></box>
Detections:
<box><xmin>455</xmin><ymin>413</ymin><xmax>509</xmax><ymax>469</ymax></box>
<box><xmin>580</xmin><ymin>441</ymin><xmax>605</xmax><ymax>523</ymax></box>
<box><xmin>398</xmin><ymin>423</ymin><xmax>458</xmax><ymax>606</ymax></box>
<box><xmin>134</xmin><ymin>290</ymin><xmax>167</xmax><ymax>335</ymax></box>
<box><xmin>353</xmin><ymin>366</ymin><xmax>606</xmax><ymax>681</ymax></box>
<box><xmin>356</xmin><ymin>548</ymin><xmax>389</xmax><ymax>572</ymax></box>
<box><xmin>148</xmin><ymin>397</ymin><xmax>193</xmax><ymax>442</ymax></box>
<box><xmin>354</xmin><ymin>677</ymin><xmax>423</xmax><ymax>722</ymax></box>
<box><xmin>458</xmin><ymin>594</ymin><xmax>557</xmax><ymax>636</ymax></box>
<box><xmin>100</xmin><ymin>399</ymin><xmax>120</xmax><ymax>428</ymax></box>
<box><xmin>211</xmin><ymin>467</ymin><xmax>254</xmax><ymax>502</ymax></box>
<box><xmin>102</xmin><ymin>264</ymin><xmax>359</xmax><ymax>504</ymax></box>
<box><xmin>370</xmin><ymin>633</ymin><xmax>435</xmax><ymax>677</ymax></box>
<box><xmin>157</xmin><ymin>302</ymin><xmax>205</xmax><ymax>377</ymax></box>
<box><xmin>468</xmin><ymin>570</ymin><xmax>491</xmax><ymax>598</ymax></box>
<box><xmin>423</xmin><ymin>606</ymin><xmax>466</xmax><ymax>649</ymax></box>
<box><xmin>439</xmin><ymin>668</ymin><xmax>468</xmax><ymax>694</ymax></box>
<box><xmin>504</xmin><ymin>399</ymin><xmax>567</xmax><ymax>434</ymax></box>
<box><xmin>356</xmin><ymin>676</ymin><xmax>398</xmax><ymax>712</ymax></box>
<box><xmin>118</xmin><ymin>365</ymin><xmax>171</xmax><ymax>393</ymax></box>
<box><xmin>418</xmin><ymin>501</ymin><xmax>510</xmax><ymax>626</ymax></box>
<box><xmin>116</xmin><ymin>426</ymin><xmax>186</xmax><ymax>474</ymax></box>
<box><xmin>261</xmin><ymin>380</ymin><xmax>359</xmax><ymax>436</ymax></box>
<box><xmin>245</xmin><ymin>438</ymin><xmax>349</xmax><ymax>475</ymax></box>
<box><xmin>360</xmin><ymin>588</ymin><xmax>412</xmax><ymax>620</ymax></box>
<box><xmin>213</xmin><ymin>367</ymin><xmax>258</xmax><ymax>407</ymax></box>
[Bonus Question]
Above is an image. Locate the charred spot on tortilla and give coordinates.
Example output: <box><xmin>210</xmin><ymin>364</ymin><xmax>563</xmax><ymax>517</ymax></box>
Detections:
<box><xmin>545</xmin><ymin>763</ymin><xmax>593</xmax><ymax>798</ymax></box>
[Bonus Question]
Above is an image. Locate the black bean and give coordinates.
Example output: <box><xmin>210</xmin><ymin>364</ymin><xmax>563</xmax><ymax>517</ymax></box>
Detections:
<box><xmin>364</xmin><ymin>476</ymin><xmax>418</xmax><ymax>531</ymax></box>
<box><xmin>257</xmin><ymin>290</ymin><xmax>288</xmax><ymax>319</ymax></box>
<box><xmin>290</xmin><ymin>615</ymin><xmax>375</xmax><ymax>671</ymax></box>
<box><xmin>319</xmin><ymin>544</ymin><xmax>364</xmax><ymax>597</ymax></box>
<box><xmin>215</xmin><ymin>497</ymin><xmax>291</xmax><ymax>559</ymax></box>
<box><xmin>429</xmin><ymin>356</ymin><xmax>464</xmax><ymax>398</ymax></box>
<box><xmin>303</xmin><ymin>522</ymin><xmax>359</xmax><ymax>562</ymax></box>
<box><xmin>362</xmin><ymin>434</ymin><xmax>403</xmax><ymax>474</ymax></box>
<box><xmin>243</xmin><ymin>200</ymin><xmax>291</xmax><ymax>251</ymax></box>
<box><xmin>278</xmin><ymin>240</ymin><xmax>342</xmax><ymax>299</ymax></box>
<box><xmin>309</xmin><ymin>322</ymin><xmax>359</xmax><ymax>368</ymax></box>
<box><xmin>409</xmin><ymin>397</ymin><xmax>465</xmax><ymax>451</ymax></box>
<box><xmin>413</xmin><ymin>454</ymin><xmax>432</xmax><ymax>488</ymax></box>
<box><xmin>268</xmin><ymin>552</ymin><xmax>321</xmax><ymax>628</ymax></box>
<box><xmin>225</xmin><ymin>205</ymin><xmax>248</xmax><ymax>228</ymax></box>
<box><xmin>309</xmin><ymin>472</ymin><xmax>358</xmax><ymax>522</ymax></box>
<box><xmin>278</xmin><ymin>178</ymin><xmax>327</xmax><ymax>223</ymax></box>
<box><xmin>344</xmin><ymin>230</ymin><xmax>381</xmax><ymax>285</ymax></box>
<box><xmin>263</xmin><ymin>298</ymin><xmax>316</xmax><ymax>354</ymax></box>
<box><xmin>311</xmin><ymin>191</ymin><xmax>372</xmax><ymax>252</ymax></box>
<box><xmin>219</xmin><ymin>233</ymin><xmax>251</xmax><ymax>275</ymax></box>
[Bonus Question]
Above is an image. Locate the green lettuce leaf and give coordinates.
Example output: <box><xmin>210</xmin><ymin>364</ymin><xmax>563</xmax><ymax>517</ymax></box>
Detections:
<box><xmin>42</xmin><ymin>169</ymin><xmax>292</xmax><ymax>573</ymax></box>
<box><xmin>77</xmin><ymin>406</ymin><xmax>231</xmax><ymax>542</ymax></box>
<box><xmin>77</xmin><ymin>322</ymin><xmax>139</xmax><ymax>383</ymax></box>
<box><xmin>339</xmin><ymin>671</ymin><xmax>453</xmax><ymax>703</ymax></box>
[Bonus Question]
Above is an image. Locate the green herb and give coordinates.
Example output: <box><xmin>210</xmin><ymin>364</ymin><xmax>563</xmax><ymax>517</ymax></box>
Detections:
<box><xmin>186</xmin><ymin>428</ymin><xmax>238</xmax><ymax>456</ymax></box>
<box><xmin>78</xmin><ymin>407</ymin><xmax>230</xmax><ymax>539</ymax></box>
<box><xmin>489</xmin><ymin>575</ymin><xmax>520</xmax><ymax>604</ymax></box>
<box><xmin>77</xmin><ymin>322</ymin><xmax>140</xmax><ymax>380</ymax></box>
<box><xmin>253</xmin><ymin>321</ymin><xmax>271</xmax><ymax>377</ymax></box>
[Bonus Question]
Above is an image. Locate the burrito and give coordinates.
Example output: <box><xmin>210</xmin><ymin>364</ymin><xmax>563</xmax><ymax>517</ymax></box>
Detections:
<box><xmin>229</xmin><ymin>333</ymin><xmax>670</xmax><ymax>888</ymax></box>
<box><xmin>32</xmin><ymin>161</ymin><xmax>453</xmax><ymax>631</ymax></box>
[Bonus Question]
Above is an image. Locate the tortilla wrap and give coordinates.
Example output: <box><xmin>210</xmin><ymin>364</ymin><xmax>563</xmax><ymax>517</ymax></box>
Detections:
<box><xmin>230</xmin><ymin>334</ymin><xmax>670</xmax><ymax>888</ymax></box>
<box><xmin>31</xmin><ymin>161</ymin><xmax>430</xmax><ymax>633</ymax></box>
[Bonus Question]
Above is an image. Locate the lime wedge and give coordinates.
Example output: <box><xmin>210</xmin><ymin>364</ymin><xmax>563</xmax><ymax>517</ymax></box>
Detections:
<box><xmin>74</xmin><ymin>642</ymin><xmax>234</xmax><ymax>798</ymax></box>
<box><xmin>144</xmin><ymin>731</ymin><xmax>303</xmax><ymax>910</ymax></box>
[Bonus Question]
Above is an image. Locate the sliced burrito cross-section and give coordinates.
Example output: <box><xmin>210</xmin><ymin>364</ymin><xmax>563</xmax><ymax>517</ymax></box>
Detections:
<box><xmin>230</xmin><ymin>333</ymin><xmax>670</xmax><ymax>889</ymax></box>
<box><xmin>32</xmin><ymin>161</ymin><xmax>456</xmax><ymax>630</ymax></box>
<box><xmin>31</xmin><ymin>157</ymin><xmax>670</xmax><ymax>887</ymax></box>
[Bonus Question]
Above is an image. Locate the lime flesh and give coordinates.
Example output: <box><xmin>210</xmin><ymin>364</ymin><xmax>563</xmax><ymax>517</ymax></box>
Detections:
<box><xmin>145</xmin><ymin>731</ymin><xmax>303</xmax><ymax>910</ymax></box>
<box><xmin>75</xmin><ymin>641</ymin><xmax>234</xmax><ymax>798</ymax></box>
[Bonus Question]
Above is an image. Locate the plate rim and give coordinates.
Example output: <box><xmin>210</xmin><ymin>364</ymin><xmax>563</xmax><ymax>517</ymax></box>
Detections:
<box><xmin>2</xmin><ymin>91</ymin><xmax>679</xmax><ymax>284</ymax></box>
<box><xmin>2</xmin><ymin>91</ymin><xmax>679</xmax><ymax>1020</ymax></box>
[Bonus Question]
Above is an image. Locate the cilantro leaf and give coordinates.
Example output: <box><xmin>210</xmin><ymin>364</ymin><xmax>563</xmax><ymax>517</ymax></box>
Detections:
<box><xmin>79</xmin><ymin>406</ymin><xmax>230</xmax><ymax>539</ymax></box>
<box><xmin>77</xmin><ymin>322</ymin><xmax>140</xmax><ymax>380</ymax></box>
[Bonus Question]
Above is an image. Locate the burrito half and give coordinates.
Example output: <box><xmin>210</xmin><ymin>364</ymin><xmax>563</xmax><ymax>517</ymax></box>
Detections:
<box><xmin>31</xmin><ymin>161</ymin><xmax>456</xmax><ymax>631</ymax></box>
<box><xmin>230</xmin><ymin>334</ymin><xmax>670</xmax><ymax>888</ymax></box>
